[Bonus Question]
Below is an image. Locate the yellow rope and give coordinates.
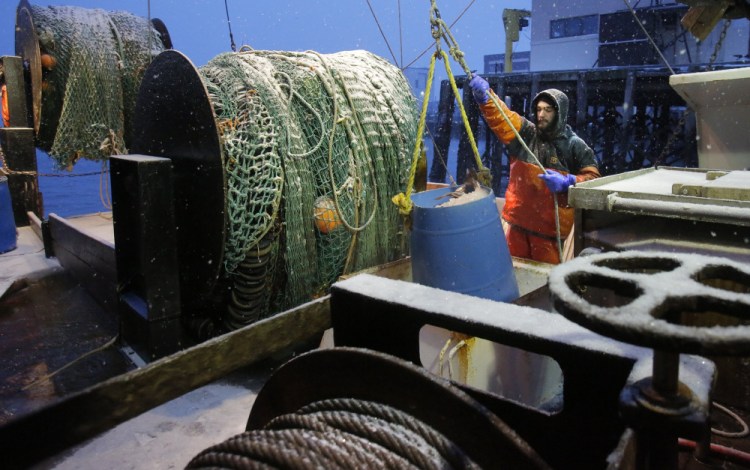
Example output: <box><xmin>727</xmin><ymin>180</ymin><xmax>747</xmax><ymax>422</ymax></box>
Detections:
<box><xmin>391</xmin><ymin>52</ymin><xmax>438</xmax><ymax>216</ymax></box>
<box><xmin>392</xmin><ymin>0</ymin><xmax>490</xmax><ymax>216</ymax></box>
<box><xmin>440</xmin><ymin>51</ymin><xmax>487</xmax><ymax>185</ymax></box>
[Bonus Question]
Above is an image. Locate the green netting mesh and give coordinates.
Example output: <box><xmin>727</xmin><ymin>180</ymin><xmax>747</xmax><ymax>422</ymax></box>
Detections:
<box><xmin>198</xmin><ymin>50</ymin><xmax>417</xmax><ymax>330</ymax></box>
<box><xmin>30</xmin><ymin>5</ymin><xmax>165</xmax><ymax>169</ymax></box>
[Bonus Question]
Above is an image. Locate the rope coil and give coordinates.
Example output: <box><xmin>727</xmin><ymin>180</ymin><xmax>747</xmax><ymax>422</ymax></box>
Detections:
<box><xmin>186</xmin><ymin>398</ymin><xmax>481</xmax><ymax>470</ymax></box>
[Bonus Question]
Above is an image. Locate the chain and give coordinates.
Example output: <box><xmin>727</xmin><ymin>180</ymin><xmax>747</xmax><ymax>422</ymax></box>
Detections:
<box><xmin>654</xmin><ymin>19</ymin><xmax>731</xmax><ymax>167</ymax></box>
<box><xmin>1</xmin><ymin>144</ymin><xmax>108</xmax><ymax>177</ymax></box>
<box><xmin>0</xmin><ymin>146</ymin><xmax>36</xmax><ymax>176</ymax></box>
<box><xmin>708</xmin><ymin>19</ymin><xmax>731</xmax><ymax>67</ymax></box>
<box><xmin>429</xmin><ymin>0</ymin><xmax>473</xmax><ymax>77</ymax></box>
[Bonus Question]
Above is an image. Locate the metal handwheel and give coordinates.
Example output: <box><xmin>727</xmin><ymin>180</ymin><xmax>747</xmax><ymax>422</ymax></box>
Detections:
<box><xmin>549</xmin><ymin>250</ymin><xmax>750</xmax><ymax>470</ymax></box>
<box><xmin>548</xmin><ymin>250</ymin><xmax>750</xmax><ymax>356</ymax></box>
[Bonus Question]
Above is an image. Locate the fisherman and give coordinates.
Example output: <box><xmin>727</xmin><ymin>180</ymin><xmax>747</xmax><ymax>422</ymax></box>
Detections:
<box><xmin>468</xmin><ymin>75</ymin><xmax>600</xmax><ymax>264</ymax></box>
<box><xmin>0</xmin><ymin>59</ymin><xmax>8</xmax><ymax>127</ymax></box>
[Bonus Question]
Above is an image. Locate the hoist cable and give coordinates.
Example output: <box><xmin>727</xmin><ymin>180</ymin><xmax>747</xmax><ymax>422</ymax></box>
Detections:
<box><xmin>423</xmin><ymin>0</ymin><xmax>563</xmax><ymax>260</ymax></box>
<box><xmin>365</xmin><ymin>0</ymin><xmax>399</xmax><ymax>66</ymax></box>
<box><xmin>224</xmin><ymin>0</ymin><xmax>237</xmax><ymax>52</ymax></box>
<box><xmin>392</xmin><ymin>1</ymin><xmax>489</xmax><ymax>217</ymax></box>
<box><xmin>402</xmin><ymin>0</ymin><xmax>477</xmax><ymax>71</ymax></box>
<box><xmin>392</xmin><ymin>51</ymin><xmax>439</xmax><ymax>216</ymax></box>
<box><xmin>623</xmin><ymin>0</ymin><xmax>675</xmax><ymax>74</ymax></box>
<box><xmin>146</xmin><ymin>0</ymin><xmax>152</xmax><ymax>58</ymax></box>
<box><xmin>428</xmin><ymin>1</ymin><xmax>487</xmax><ymax>180</ymax></box>
<box><xmin>398</xmin><ymin>0</ymin><xmax>404</xmax><ymax>68</ymax></box>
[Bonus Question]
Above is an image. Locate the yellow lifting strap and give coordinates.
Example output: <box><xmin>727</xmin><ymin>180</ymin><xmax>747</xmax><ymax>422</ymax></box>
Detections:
<box><xmin>391</xmin><ymin>1</ymin><xmax>490</xmax><ymax>217</ymax></box>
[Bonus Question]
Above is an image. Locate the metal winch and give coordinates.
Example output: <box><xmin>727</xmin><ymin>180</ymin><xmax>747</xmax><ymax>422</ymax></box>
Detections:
<box><xmin>182</xmin><ymin>249</ymin><xmax>749</xmax><ymax>469</ymax></box>
<box><xmin>549</xmin><ymin>250</ymin><xmax>750</xmax><ymax>469</ymax></box>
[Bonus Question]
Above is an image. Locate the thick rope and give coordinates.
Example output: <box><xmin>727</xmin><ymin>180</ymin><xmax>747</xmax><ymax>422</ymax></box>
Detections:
<box><xmin>392</xmin><ymin>52</ymin><xmax>438</xmax><ymax>216</ymax></box>
<box><xmin>187</xmin><ymin>398</ymin><xmax>480</xmax><ymax>470</ymax></box>
<box><xmin>428</xmin><ymin>2</ymin><xmax>488</xmax><ymax>185</ymax></box>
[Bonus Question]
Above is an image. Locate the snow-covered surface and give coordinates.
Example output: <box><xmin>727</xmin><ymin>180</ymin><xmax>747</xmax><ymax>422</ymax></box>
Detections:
<box><xmin>594</xmin><ymin>168</ymin><xmax>708</xmax><ymax>196</ymax></box>
<box><xmin>572</xmin><ymin>168</ymin><xmax>750</xmax><ymax>226</ymax></box>
<box><xmin>0</xmin><ymin>226</ymin><xmax>60</xmax><ymax>299</ymax></box>
<box><xmin>60</xmin><ymin>212</ymin><xmax>115</xmax><ymax>246</ymax></box>
<box><xmin>436</xmin><ymin>187</ymin><xmax>489</xmax><ymax>208</ymax></box>
<box><xmin>628</xmin><ymin>353</ymin><xmax>714</xmax><ymax>403</ymax></box>
<box><xmin>670</xmin><ymin>67</ymin><xmax>750</xmax><ymax>170</ymax></box>
<box><xmin>37</xmin><ymin>368</ymin><xmax>272</xmax><ymax>470</ymax></box>
<box><xmin>336</xmin><ymin>273</ymin><xmax>648</xmax><ymax>360</ymax></box>
<box><xmin>548</xmin><ymin>250</ymin><xmax>750</xmax><ymax>354</ymax></box>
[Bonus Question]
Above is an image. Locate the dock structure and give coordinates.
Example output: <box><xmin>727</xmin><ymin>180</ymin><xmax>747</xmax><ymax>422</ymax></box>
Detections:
<box><xmin>428</xmin><ymin>64</ymin><xmax>747</xmax><ymax>197</ymax></box>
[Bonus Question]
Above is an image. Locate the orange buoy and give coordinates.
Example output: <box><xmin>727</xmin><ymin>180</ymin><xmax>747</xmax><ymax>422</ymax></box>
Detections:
<box><xmin>313</xmin><ymin>196</ymin><xmax>341</xmax><ymax>234</ymax></box>
<box><xmin>40</xmin><ymin>53</ymin><xmax>56</xmax><ymax>71</ymax></box>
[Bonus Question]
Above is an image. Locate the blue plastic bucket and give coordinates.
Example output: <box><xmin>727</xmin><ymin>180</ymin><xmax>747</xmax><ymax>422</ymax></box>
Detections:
<box><xmin>0</xmin><ymin>176</ymin><xmax>17</xmax><ymax>254</ymax></box>
<box><xmin>410</xmin><ymin>186</ymin><xmax>519</xmax><ymax>302</ymax></box>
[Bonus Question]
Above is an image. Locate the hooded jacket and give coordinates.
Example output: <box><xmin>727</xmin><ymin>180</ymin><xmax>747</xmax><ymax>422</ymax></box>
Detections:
<box><xmin>478</xmin><ymin>88</ymin><xmax>600</xmax><ymax>238</ymax></box>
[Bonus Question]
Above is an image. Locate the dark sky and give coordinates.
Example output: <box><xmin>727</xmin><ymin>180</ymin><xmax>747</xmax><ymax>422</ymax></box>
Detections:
<box><xmin>1</xmin><ymin>0</ymin><xmax>532</xmax><ymax>72</ymax></box>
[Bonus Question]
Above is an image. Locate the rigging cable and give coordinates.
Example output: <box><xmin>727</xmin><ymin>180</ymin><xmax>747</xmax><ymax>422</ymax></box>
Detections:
<box><xmin>622</xmin><ymin>0</ymin><xmax>675</xmax><ymax>74</ymax></box>
<box><xmin>402</xmin><ymin>0</ymin><xmax>477</xmax><ymax>71</ymax></box>
<box><xmin>365</xmin><ymin>0</ymin><xmax>399</xmax><ymax>66</ymax></box>
<box><xmin>398</xmin><ymin>0</ymin><xmax>403</xmax><ymax>68</ymax></box>
<box><xmin>623</xmin><ymin>0</ymin><xmax>731</xmax><ymax>167</ymax></box>
<box><xmin>146</xmin><ymin>0</ymin><xmax>152</xmax><ymax>58</ymax></box>
<box><xmin>224</xmin><ymin>0</ymin><xmax>237</xmax><ymax>52</ymax></box>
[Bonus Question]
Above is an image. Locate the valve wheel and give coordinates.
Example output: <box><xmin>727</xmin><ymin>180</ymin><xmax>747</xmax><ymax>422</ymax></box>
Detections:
<box><xmin>548</xmin><ymin>251</ymin><xmax>750</xmax><ymax>356</ymax></box>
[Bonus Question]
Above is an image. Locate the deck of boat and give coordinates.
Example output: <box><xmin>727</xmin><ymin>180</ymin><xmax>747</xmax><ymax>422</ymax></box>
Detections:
<box><xmin>0</xmin><ymin>214</ymin><xmax>305</xmax><ymax>468</ymax></box>
<box><xmin>1</xmin><ymin>215</ymin><xmax>120</xmax><ymax>422</ymax></box>
<box><xmin>5</xmin><ymin>210</ymin><xmax>750</xmax><ymax>469</ymax></box>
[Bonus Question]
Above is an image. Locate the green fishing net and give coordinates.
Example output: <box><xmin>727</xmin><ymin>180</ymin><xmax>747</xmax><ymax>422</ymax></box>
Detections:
<box><xmin>198</xmin><ymin>50</ymin><xmax>417</xmax><ymax>330</ymax></box>
<box><xmin>30</xmin><ymin>5</ymin><xmax>165</xmax><ymax>168</ymax></box>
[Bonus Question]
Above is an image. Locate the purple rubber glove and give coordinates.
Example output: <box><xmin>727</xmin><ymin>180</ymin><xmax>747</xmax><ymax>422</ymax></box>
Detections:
<box><xmin>468</xmin><ymin>75</ymin><xmax>490</xmax><ymax>105</ymax></box>
<box><xmin>538</xmin><ymin>170</ymin><xmax>576</xmax><ymax>193</ymax></box>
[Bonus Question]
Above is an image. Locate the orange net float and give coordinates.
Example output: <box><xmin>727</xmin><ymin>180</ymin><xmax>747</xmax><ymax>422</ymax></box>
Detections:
<box><xmin>40</xmin><ymin>53</ymin><xmax>56</xmax><ymax>71</ymax></box>
<box><xmin>313</xmin><ymin>196</ymin><xmax>341</xmax><ymax>234</ymax></box>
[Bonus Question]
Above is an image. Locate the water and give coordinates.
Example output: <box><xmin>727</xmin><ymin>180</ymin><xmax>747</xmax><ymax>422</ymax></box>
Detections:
<box><xmin>36</xmin><ymin>151</ymin><xmax>112</xmax><ymax>218</ymax></box>
<box><xmin>33</xmin><ymin>136</ymin><xmax>474</xmax><ymax>220</ymax></box>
